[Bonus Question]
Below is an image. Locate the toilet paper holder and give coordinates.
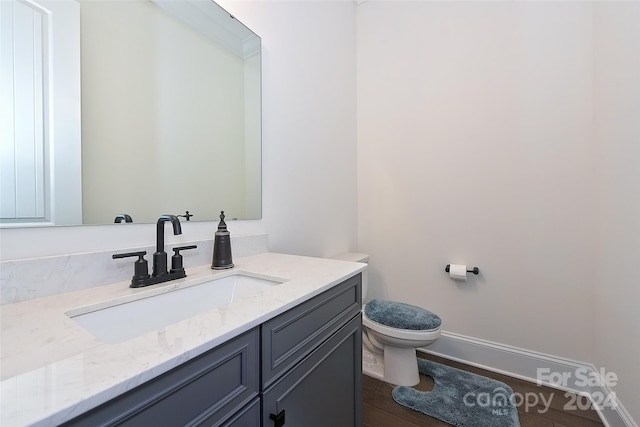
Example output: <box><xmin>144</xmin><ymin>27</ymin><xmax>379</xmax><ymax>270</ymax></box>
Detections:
<box><xmin>445</xmin><ymin>265</ymin><xmax>479</xmax><ymax>275</ymax></box>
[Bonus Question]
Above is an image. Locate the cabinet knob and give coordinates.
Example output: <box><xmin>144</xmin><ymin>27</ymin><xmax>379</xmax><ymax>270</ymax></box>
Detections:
<box><xmin>269</xmin><ymin>409</ymin><xmax>285</xmax><ymax>427</ymax></box>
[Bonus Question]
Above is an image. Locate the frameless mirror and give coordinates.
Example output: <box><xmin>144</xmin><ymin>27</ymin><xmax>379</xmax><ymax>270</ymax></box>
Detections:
<box><xmin>0</xmin><ymin>0</ymin><xmax>261</xmax><ymax>227</ymax></box>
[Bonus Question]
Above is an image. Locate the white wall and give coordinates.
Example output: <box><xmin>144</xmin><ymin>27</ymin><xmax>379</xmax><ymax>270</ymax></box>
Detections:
<box><xmin>0</xmin><ymin>0</ymin><xmax>358</xmax><ymax>260</ymax></box>
<box><xmin>357</xmin><ymin>1</ymin><xmax>638</xmax><ymax>421</ymax></box>
<box><xmin>593</xmin><ymin>1</ymin><xmax>640</xmax><ymax>419</ymax></box>
<box><xmin>220</xmin><ymin>0</ymin><xmax>358</xmax><ymax>258</ymax></box>
<box><xmin>358</xmin><ymin>0</ymin><xmax>596</xmax><ymax>358</ymax></box>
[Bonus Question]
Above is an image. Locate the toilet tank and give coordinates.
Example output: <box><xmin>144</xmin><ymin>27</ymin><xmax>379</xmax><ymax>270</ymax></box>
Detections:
<box><xmin>330</xmin><ymin>253</ymin><xmax>369</xmax><ymax>302</ymax></box>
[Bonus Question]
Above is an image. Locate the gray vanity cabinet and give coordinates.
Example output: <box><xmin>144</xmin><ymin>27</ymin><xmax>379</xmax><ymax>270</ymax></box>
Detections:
<box><xmin>262</xmin><ymin>314</ymin><xmax>362</xmax><ymax>427</ymax></box>
<box><xmin>61</xmin><ymin>328</ymin><xmax>260</xmax><ymax>427</ymax></box>
<box><xmin>220</xmin><ymin>397</ymin><xmax>261</xmax><ymax>426</ymax></box>
<box><xmin>62</xmin><ymin>273</ymin><xmax>362</xmax><ymax>427</ymax></box>
<box><xmin>261</xmin><ymin>273</ymin><xmax>362</xmax><ymax>388</ymax></box>
<box><xmin>261</xmin><ymin>273</ymin><xmax>363</xmax><ymax>427</ymax></box>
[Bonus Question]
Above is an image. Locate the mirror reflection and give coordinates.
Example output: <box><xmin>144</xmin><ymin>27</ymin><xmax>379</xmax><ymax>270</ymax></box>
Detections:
<box><xmin>0</xmin><ymin>0</ymin><xmax>261</xmax><ymax>227</ymax></box>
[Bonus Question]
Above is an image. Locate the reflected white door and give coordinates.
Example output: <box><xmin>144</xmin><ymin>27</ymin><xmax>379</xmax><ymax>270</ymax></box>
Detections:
<box><xmin>0</xmin><ymin>0</ymin><xmax>81</xmax><ymax>225</ymax></box>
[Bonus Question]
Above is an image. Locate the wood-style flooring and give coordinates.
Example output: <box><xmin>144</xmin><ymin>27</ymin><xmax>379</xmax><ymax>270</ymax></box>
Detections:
<box><xmin>362</xmin><ymin>353</ymin><xmax>605</xmax><ymax>427</ymax></box>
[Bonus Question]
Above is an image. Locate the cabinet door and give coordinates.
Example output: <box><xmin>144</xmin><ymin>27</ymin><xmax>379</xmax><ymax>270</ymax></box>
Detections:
<box><xmin>262</xmin><ymin>314</ymin><xmax>362</xmax><ymax>427</ymax></box>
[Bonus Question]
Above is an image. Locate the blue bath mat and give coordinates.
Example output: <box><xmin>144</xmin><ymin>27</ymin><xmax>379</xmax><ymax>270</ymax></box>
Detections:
<box><xmin>392</xmin><ymin>359</ymin><xmax>521</xmax><ymax>427</ymax></box>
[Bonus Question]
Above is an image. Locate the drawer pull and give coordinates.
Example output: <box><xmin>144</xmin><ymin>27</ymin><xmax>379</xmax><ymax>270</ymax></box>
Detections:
<box><xmin>269</xmin><ymin>409</ymin><xmax>285</xmax><ymax>427</ymax></box>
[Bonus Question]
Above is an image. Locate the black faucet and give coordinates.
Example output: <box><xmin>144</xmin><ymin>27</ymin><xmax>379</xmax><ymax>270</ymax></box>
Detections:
<box><xmin>112</xmin><ymin>214</ymin><xmax>197</xmax><ymax>288</ymax></box>
<box><xmin>153</xmin><ymin>214</ymin><xmax>182</xmax><ymax>277</ymax></box>
<box><xmin>114</xmin><ymin>214</ymin><xmax>133</xmax><ymax>223</ymax></box>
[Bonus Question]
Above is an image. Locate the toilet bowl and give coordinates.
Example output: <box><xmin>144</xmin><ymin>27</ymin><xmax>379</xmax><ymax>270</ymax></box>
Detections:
<box><xmin>362</xmin><ymin>299</ymin><xmax>441</xmax><ymax>386</ymax></box>
<box><xmin>331</xmin><ymin>253</ymin><xmax>442</xmax><ymax>387</ymax></box>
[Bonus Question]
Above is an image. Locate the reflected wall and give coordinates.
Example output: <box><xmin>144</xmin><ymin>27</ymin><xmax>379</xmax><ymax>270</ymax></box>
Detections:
<box><xmin>81</xmin><ymin>0</ymin><xmax>261</xmax><ymax>224</ymax></box>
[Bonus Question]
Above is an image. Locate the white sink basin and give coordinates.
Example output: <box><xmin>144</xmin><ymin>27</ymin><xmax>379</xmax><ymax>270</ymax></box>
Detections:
<box><xmin>67</xmin><ymin>272</ymin><xmax>287</xmax><ymax>344</ymax></box>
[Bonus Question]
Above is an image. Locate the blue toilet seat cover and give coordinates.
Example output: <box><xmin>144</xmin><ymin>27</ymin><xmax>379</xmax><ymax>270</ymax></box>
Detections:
<box><xmin>364</xmin><ymin>299</ymin><xmax>442</xmax><ymax>331</ymax></box>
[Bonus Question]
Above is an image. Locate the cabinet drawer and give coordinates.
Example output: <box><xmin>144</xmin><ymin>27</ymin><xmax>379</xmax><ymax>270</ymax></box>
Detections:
<box><xmin>262</xmin><ymin>314</ymin><xmax>362</xmax><ymax>427</ymax></box>
<box><xmin>261</xmin><ymin>273</ymin><xmax>361</xmax><ymax>387</ymax></box>
<box><xmin>219</xmin><ymin>397</ymin><xmax>260</xmax><ymax>427</ymax></box>
<box><xmin>63</xmin><ymin>328</ymin><xmax>259</xmax><ymax>427</ymax></box>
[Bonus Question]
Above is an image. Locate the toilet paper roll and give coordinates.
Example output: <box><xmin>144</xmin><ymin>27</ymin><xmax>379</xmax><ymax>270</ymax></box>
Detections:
<box><xmin>449</xmin><ymin>264</ymin><xmax>467</xmax><ymax>282</ymax></box>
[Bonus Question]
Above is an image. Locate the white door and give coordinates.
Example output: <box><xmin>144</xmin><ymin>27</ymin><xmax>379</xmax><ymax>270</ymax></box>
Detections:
<box><xmin>0</xmin><ymin>0</ymin><xmax>81</xmax><ymax>225</ymax></box>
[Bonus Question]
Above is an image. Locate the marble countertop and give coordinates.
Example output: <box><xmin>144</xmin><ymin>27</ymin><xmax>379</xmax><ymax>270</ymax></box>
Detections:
<box><xmin>0</xmin><ymin>252</ymin><xmax>366</xmax><ymax>427</ymax></box>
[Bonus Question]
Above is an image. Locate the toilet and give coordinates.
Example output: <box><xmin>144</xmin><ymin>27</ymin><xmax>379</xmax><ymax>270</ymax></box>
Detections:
<box><xmin>332</xmin><ymin>253</ymin><xmax>442</xmax><ymax>387</ymax></box>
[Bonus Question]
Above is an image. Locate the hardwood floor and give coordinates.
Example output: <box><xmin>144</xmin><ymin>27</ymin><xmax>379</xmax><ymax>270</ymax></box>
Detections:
<box><xmin>362</xmin><ymin>353</ymin><xmax>605</xmax><ymax>427</ymax></box>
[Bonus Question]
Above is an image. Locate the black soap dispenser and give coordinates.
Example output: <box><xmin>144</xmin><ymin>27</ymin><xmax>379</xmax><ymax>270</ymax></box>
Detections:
<box><xmin>212</xmin><ymin>211</ymin><xmax>233</xmax><ymax>269</ymax></box>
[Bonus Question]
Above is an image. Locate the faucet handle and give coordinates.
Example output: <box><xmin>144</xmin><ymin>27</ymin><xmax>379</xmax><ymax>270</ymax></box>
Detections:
<box><xmin>177</xmin><ymin>211</ymin><xmax>194</xmax><ymax>221</ymax></box>
<box><xmin>112</xmin><ymin>251</ymin><xmax>150</xmax><ymax>287</ymax></box>
<box><xmin>170</xmin><ymin>245</ymin><xmax>198</xmax><ymax>275</ymax></box>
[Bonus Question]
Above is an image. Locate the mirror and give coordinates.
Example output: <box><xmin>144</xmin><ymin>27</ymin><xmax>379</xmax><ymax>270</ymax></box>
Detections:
<box><xmin>0</xmin><ymin>0</ymin><xmax>261</xmax><ymax>227</ymax></box>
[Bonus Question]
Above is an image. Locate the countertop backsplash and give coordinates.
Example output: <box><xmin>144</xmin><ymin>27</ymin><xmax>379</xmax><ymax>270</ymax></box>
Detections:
<box><xmin>0</xmin><ymin>234</ymin><xmax>269</xmax><ymax>305</ymax></box>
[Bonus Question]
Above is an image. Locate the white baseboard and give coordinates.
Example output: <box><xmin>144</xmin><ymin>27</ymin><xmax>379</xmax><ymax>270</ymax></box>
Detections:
<box><xmin>418</xmin><ymin>331</ymin><xmax>636</xmax><ymax>427</ymax></box>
